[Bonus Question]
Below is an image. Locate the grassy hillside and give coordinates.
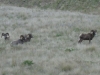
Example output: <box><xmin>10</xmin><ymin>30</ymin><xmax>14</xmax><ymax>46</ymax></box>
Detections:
<box><xmin>0</xmin><ymin>5</ymin><xmax>100</xmax><ymax>75</ymax></box>
<box><xmin>0</xmin><ymin>0</ymin><xmax>100</xmax><ymax>13</ymax></box>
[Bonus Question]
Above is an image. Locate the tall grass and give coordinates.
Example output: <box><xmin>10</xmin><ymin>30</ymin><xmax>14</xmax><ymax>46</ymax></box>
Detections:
<box><xmin>0</xmin><ymin>5</ymin><xmax>100</xmax><ymax>75</ymax></box>
<box><xmin>0</xmin><ymin>0</ymin><xmax>100</xmax><ymax>13</ymax></box>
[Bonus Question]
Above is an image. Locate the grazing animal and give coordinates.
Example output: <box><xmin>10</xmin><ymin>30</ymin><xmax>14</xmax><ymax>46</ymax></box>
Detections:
<box><xmin>78</xmin><ymin>30</ymin><xmax>97</xmax><ymax>43</ymax></box>
<box><xmin>24</xmin><ymin>34</ymin><xmax>33</xmax><ymax>42</ymax></box>
<box><xmin>11</xmin><ymin>35</ymin><xmax>25</xmax><ymax>46</ymax></box>
<box><xmin>1</xmin><ymin>33</ymin><xmax>10</xmax><ymax>40</ymax></box>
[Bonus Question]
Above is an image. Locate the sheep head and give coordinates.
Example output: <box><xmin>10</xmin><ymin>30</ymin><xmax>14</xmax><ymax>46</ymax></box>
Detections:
<box><xmin>1</xmin><ymin>33</ymin><xmax>10</xmax><ymax>40</ymax></box>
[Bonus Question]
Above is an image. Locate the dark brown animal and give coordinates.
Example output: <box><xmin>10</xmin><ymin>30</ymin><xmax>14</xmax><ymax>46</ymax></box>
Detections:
<box><xmin>78</xmin><ymin>30</ymin><xmax>97</xmax><ymax>43</ymax></box>
<box><xmin>24</xmin><ymin>34</ymin><xmax>33</xmax><ymax>42</ymax></box>
<box><xmin>1</xmin><ymin>33</ymin><xmax>10</xmax><ymax>40</ymax></box>
<box><xmin>11</xmin><ymin>35</ymin><xmax>25</xmax><ymax>46</ymax></box>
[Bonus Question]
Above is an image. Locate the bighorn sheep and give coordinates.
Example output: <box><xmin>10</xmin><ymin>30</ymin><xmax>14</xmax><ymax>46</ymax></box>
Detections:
<box><xmin>24</xmin><ymin>34</ymin><xmax>33</xmax><ymax>42</ymax></box>
<box><xmin>11</xmin><ymin>35</ymin><xmax>25</xmax><ymax>46</ymax></box>
<box><xmin>78</xmin><ymin>30</ymin><xmax>97</xmax><ymax>43</ymax></box>
<box><xmin>10</xmin><ymin>33</ymin><xmax>33</xmax><ymax>46</ymax></box>
<box><xmin>1</xmin><ymin>33</ymin><xmax>10</xmax><ymax>40</ymax></box>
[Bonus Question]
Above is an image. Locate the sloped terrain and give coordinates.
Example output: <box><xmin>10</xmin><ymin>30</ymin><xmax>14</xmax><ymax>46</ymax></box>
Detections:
<box><xmin>0</xmin><ymin>5</ymin><xmax>100</xmax><ymax>75</ymax></box>
<box><xmin>0</xmin><ymin>0</ymin><xmax>100</xmax><ymax>13</ymax></box>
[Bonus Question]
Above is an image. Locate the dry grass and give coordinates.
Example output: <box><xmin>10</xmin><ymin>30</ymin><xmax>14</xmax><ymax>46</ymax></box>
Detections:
<box><xmin>0</xmin><ymin>5</ymin><xmax>100</xmax><ymax>75</ymax></box>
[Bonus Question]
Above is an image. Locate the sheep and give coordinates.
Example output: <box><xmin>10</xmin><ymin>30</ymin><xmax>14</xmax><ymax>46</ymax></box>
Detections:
<box><xmin>1</xmin><ymin>33</ymin><xmax>10</xmax><ymax>40</ymax></box>
<box><xmin>78</xmin><ymin>30</ymin><xmax>97</xmax><ymax>43</ymax></box>
<box><xmin>10</xmin><ymin>33</ymin><xmax>33</xmax><ymax>46</ymax></box>
<box><xmin>24</xmin><ymin>34</ymin><xmax>33</xmax><ymax>42</ymax></box>
<box><xmin>11</xmin><ymin>35</ymin><xmax>25</xmax><ymax>46</ymax></box>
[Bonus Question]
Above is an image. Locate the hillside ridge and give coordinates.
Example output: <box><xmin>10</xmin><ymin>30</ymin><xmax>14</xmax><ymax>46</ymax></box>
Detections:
<box><xmin>0</xmin><ymin>0</ymin><xmax>100</xmax><ymax>13</ymax></box>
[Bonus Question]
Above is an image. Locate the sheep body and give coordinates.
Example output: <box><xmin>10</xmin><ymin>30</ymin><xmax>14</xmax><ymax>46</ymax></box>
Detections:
<box><xmin>10</xmin><ymin>35</ymin><xmax>25</xmax><ymax>46</ymax></box>
<box><xmin>11</xmin><ymin>39</ymin><xmax>23</xmax><ymax>45</ymax></box>
<box><xmin>78</xmin><ymin>30</ymin><xmax>97</xmax><ymax>43</ymax></box>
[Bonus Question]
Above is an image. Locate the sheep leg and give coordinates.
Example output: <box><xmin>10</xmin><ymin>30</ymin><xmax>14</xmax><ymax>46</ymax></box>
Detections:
<box><xmin>78</xmin><ymin>39</ymin><xmax>83</xmax><ymax>43</ymax></box>
<box><xmin>89</xmin><ymin>40</ymin><xmax>91</xmax><ymax>44</ymax></box>
<box><xmin>88</xmin><ymin>37</ymin><xmax>91</xmax><ymax>43</ymax></box>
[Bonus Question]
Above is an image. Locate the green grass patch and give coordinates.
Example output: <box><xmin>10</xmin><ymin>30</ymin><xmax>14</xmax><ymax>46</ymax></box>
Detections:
<box><xmin>55</xmin><ymin>32</ymin><xmax>63</xmax><ymax>37</ymax></box>
<box><xmin>85</xmin><ymin>46</ymin><xmax>96</xmax><ymax>52</ymax></box>
<box><xmin>65</xmin><ymin>48</ymin><xmax>75</xmax><ymax>52</ymax></box>
<box><xmin>22</xmin><ymin>60</ymin><xmax>34</xmax><ymax>66</ymax></box>
<box><xmin>61</xmin><ymin>65</ymin><xmax>72</xmax><ymax>72</ymax></box>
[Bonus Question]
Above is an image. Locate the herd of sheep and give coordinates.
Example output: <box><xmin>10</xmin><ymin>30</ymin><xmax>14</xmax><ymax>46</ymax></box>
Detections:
<box><xmin>1</xmin><ymin>33</ymin><xmax>33</xmax><ymax>46</ymax></box>
<box><xmin>1</xmin><ymin>29</ymin><xmax>97</xmax><ymax>46</ymax></box>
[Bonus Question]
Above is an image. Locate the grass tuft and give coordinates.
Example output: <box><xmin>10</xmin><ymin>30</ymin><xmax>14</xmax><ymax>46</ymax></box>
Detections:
<box><xmin>65</xmin><ymin>48</ymin><xmax>75</xmax><ymax>52</ymax></box>
<box><xmin>22</xmin><ymin>60</ymin><xmax>34</xmax><ymax>66</ymax></box>
<box><xmin>85</xmin><ymin>46</ymin><xmax>96</xmax><ymax>52</ymax></box>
